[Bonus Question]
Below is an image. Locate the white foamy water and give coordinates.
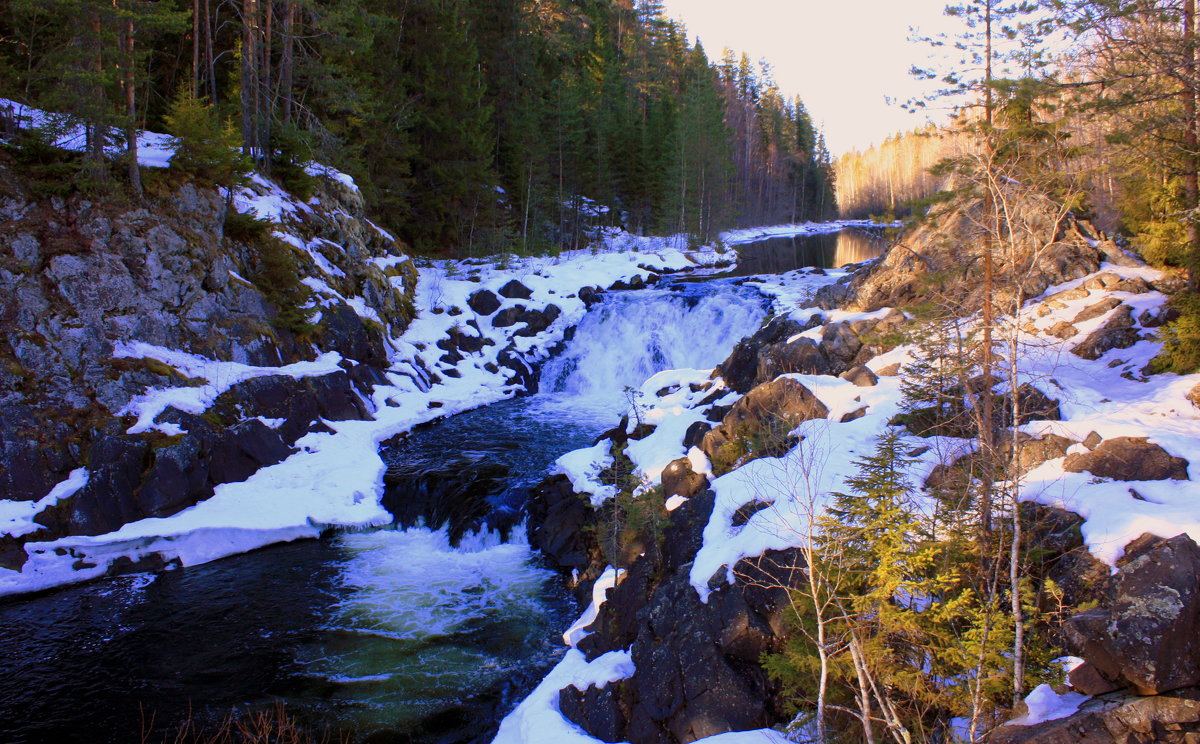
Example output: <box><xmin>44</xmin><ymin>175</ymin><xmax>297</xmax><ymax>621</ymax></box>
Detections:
<box><xmin>534</xmin><ymin>286</ymin><xmax>765</xmax><ymax>421</ymax></box>
<box><xmin>300</xmin><ymin>526</ymin><xmax>561</xmax><ymax>726</ymax></box>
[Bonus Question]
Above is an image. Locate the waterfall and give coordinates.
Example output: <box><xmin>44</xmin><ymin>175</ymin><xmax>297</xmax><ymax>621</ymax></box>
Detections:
<box><xmin>535</xmin><ymin>284</ymin><xmax>766</xmax><ymax>419</ymax></box>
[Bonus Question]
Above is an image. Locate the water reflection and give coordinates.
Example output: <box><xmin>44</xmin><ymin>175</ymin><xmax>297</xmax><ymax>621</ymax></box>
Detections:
<box><xmin>723</xmin><ymin>229</ymin><xmax>886</xmax><ymax>277</ymax></box>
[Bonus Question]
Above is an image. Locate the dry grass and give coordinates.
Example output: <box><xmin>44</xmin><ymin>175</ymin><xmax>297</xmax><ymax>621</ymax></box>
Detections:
<box><xmin>141</xmin><ymin>702</ymin><xmax>351</xmax><ymax>744</ymax></box>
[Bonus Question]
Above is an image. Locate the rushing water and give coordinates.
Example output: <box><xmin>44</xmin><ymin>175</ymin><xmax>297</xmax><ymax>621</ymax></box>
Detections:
<box><xmin>0</xmin><ymin>228</ymin><xmax>866</xmax><ymax>744</ymax></box>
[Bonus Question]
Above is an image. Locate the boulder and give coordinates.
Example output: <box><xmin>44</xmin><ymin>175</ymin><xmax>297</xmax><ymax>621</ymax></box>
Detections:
<box><xmin>1063</xmin><ymin>437</ymin><xmax>1189</xmax><ymax>481</ymax></box>
<box><xmin>700</xmin><ymin>378</ymin><xmax>829</xmax><ymax>465</ymax></box>
<box><xmin>559</xmin><ymin>684</ymin><xmax>625</xmax><ymax>743</ymax></box>
<box><xmin>661</xmin><ymin>458</ymin><xmax>708</xmax><ymax>501</ymax></box>
<box><xmin>1046</xmin><ymin>320</ymin><xmax>1077</xmax><ymax>339</ymax></box>
<box><xmin>755</xmin><ymin>337</ymin><xmax>836</xmax><ymax>382</ymax></box>
<box><xmin>497</xmin><ymin>279</ymin><xmax>532</xmax><ymax>299</ymax></box>
<box><xmin>1140</xmin><ymin>305</ymin><xmax>1180</xmax><ymax>329</ymax></box>
<box><xmin>682</xmin><ymin>421</ymin><xmax>711</xmax><ymax>450</ymax></box>
<box><xmin>1072</xmin><ymin>296</ymin><xmax>1122</xmax><ymax>324</ymax></box>
<box><xmin>1072</xmin><ymin>306</ymin><xmax>1142</xmax><ymax>360</ymax></box>
<box><xmin>467</xmin><ymin>289</ymin><xmax>501</xmax><ymax>315</ymax></box>
<box><xmin>713</xmin><ymin>317</ymin><xmax>808</xmax><ymax>393</ymax></box>
<box><xmin>514</xmin><ymin>304</ymin><xmax>561</xmax><ymax>336</ymax></box>
<box><xmin>989</xmin><ymin>688</ymin><xmax>1200</xmax><ymax>744</ymax></box>
<box><xmin>492</xmin><ymin>305</ymin><xmax>524</xmax><ymax>328</ymax></box>
<box><xmin>840</xmin><ymin>365</ymin><xmax>879</xmax><ymax>387</ymax></box>
<box><xmin>1064</xmin><ymin>534</ymin><xmax>1200</xmax><ymax>695</ymax></box>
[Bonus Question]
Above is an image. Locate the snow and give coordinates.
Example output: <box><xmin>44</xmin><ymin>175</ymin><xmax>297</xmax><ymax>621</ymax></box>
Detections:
<box><xmin>0</xmin><ymin>469</ymin><xmax>89</xmax><ymax>539</ymax></box>
<box><xmin>721</xmin><ymin>220</ymin><xmax>899</xmax><ymax>246</ymax></box>
<box><xmin>0</xmin><ymin>98</ymin><xmax>177</xmax><ymax>168</ymax></box>
<box><xmin>112</xmin><ymin>341</ymin><xmax>345</xmax><ymax>435</ymax></box>
<box><xmin>1005</xmin><ymin>684</ymin><xmax>1089</xmax><ymax>726</ymax></box>
<box><xmin>555</xmin><ymin>442</ymin><xmax>618</xmax><ymax>506</ymax></box>
<box><xmin>563</xmin><ymin>566</ymin><xmax>625</xmax><ymax>647</ymax></box>
<box><xmin>689</xmin><ymin>373</ymin><xmax>907</xmax><ymax>600</ymax></box>
<box><xmin>491</xmin><ymin>648</ymin><xmax>635</xmax><ymax>744</ymax></box>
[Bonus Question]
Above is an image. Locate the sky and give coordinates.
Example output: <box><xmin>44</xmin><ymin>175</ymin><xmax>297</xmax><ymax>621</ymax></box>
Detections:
<box><xmin>659</xmin><ymin>0</ymin><xmax>956</xmax><ymax>157</ymax></box>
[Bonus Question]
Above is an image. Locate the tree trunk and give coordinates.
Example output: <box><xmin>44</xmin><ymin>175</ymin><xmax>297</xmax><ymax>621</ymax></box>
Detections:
<box><xmin>121</xmin><ymin>8</ymin><xmax>142</xmax><ymax>198</ymax></box>
<box><xmin>280</xmin><ymin>0</ymin><xmax>295</xmax><ymax>124</ymax></box>
<box><xmin>1185</xmin><ymin>0</ymin><xmax>1199</xmax><ymax>289</ymax></box>
<box><xmin>241</xmin><ymin>0</ymin><xmax>259</xmax><ymax>158</ymax></box>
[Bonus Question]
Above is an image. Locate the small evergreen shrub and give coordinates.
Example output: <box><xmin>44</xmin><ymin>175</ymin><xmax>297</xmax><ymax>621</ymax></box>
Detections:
<box><xmin>251</xmin><ymin>237</ymin><xmax>315</xmax><ymax>339</ymax></box>
<box><xmin>270</xmin><ymin>123</ymin><xmax>317</xmax><ymax>201</ymax></box>
<box><xmin>224</xmin><ymin>210</ymin><xmax>274</xmax><ymax>244</ymax></box>
<box><xmin>163</xmin><ymin>89</ymin><xmax>250</xmax><ymax>187</ymax></box>
<box><xmin>1150</xmin><ymin>291</ymin><xmax>1200</xmax><ymax>375</ymax></box>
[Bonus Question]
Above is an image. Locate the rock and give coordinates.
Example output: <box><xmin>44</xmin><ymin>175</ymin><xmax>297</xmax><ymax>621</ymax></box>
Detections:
<box><xmin>527</xmin><ymin>474</ymin><xmax>594</xmax><ymax>571</ymax></box>
<box><xmin>713</xmin><ymin>317</ymin><xmax>807</xmax><ymax>393</ymax></box>
<box><xmin>1113</xmin><ymin>276</ymin><xmax>1154</xmax><ymax>294</ymax></box>
<box><xmin>1003</xmin><ymin>433</ymin><xmax>1073</xmax><ymax>475</ymax></box>
<box><xmin>755</xmin><ymin>337</ymin><xmax>836</xmax><ymax>382</ymax></box>
<box><xmin>989</xmin><ymin>688</ymin><xmax>1200</xmax><ymax>744</ymax></box>
<box><xmin>682</xmin><ymin>421</ymin><xmax>711</xmax><ymax>450</ymax></box>
<box><xmin>661</xmin><ymin>457</ymin><xmax>707</xmax><ymax>500</ymax></box>
<box><xmin>701</xmin><ymin>378</ymin><xmax>829</xmax><ymax>465</ymax></box>
<box><xmin>876</xmin><ymin>362</ymin><xmax>902</xmax><ymax>376</ymax></box>
<box><xmin>839</xmin><ymin>406</ymin><xmax>868</xmax><ymax>423</ymax></box>
<box><xmin>514</xmin><ymin>304</ymin><xmax>561</xmax><ymax>336</ymax></box>
<box><xmin>497</xmin><ymin>279</ymin><xmax>532</xmax><ymax>299</ymax></box>
<box><xmin>1073</xmin><ymin>296</ymin><xmax>1122</xmax><ymax>324</ymax></box>
<box><xmin>559</xmin><ymin>684</ymin><xmax>625</xmax><ymax>743</ymax></box>
<box><xmin>1001</xmin><ymin>383</ymin><xmax>1062</xmax><ymax>425</ymax></box>
<box><xmin>1084</xmin><ymin>431</ymin><xmax>1103</xmax><ymax>450</ymax></box>
<box><xmin>1072</xmin><ymin>306</ymin><xmax>1142</xmax><ymax>360</ymax></box>
<box><xmin>840</xmin><ymin>365</ymin><xmax>879</xmax><ymax>387</ymax></box>
<box><xmin>55</xmin><ymin>435</ymin><xmax>148</xmax><ymax>536</ymax></box>
<box><xmin>1068</xmin><ymin>661</ymin><xmax>1122</xmax><ymax>696</ymax></box>
<box><xmin>618</xmin><ymin>563</ymin><xmax>784</xmax><ymax>743</ymax></box>
<box><xmin>1083</xmin><ymin>272</ymin><xmax>1123</xmax><ymax>291</ymax></box>
<box><xmin>1064</xmin><ymin>534</ymin><xmax>1200</xmax><ymax>695</ymax></box>
<box><xmin>492</xmin><ymin>305</ymin><xmax>524</xmax><ymax>328</ymax></box>
<box><xmin>1140</xmin><ymin>305</ymin><xmax>1180</xmax><ymax>329</ymax></box>
<box><xmin>1046</xmin><ymin>320</ymin><xmax>1077</xmax><ymax>339</ymax></box>
<box><xmin>467</xmin><ymin>289</ymin><xmax>501</xmax><ymax>315</ymax></box>
<box><xmin>1063</xmin><ymin>437</ymin><xmax>1189</xmax><ymax>481</ymax></box>
<box><xmin>137</xmin><ymin>436</ymin><xmax>210</xmax><ymax>518</ymax></box>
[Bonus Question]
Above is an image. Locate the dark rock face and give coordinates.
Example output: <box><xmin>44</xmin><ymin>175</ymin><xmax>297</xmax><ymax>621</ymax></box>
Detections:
<box><xmin>0</xmin><ymin>404</ymin><xmax>75</xmax><ymax>502</ymax></box>
<box><xmin>467</xmin><ymin>289</ymin><xmax>501</xmax><ymax>315</ymax></box>
<box><xmin>989</xmin><ymin>688</ymin><xmax>1200</xmax><ymax>744</ymax></box>
<box><xmin>498</xmin><ymin>279</ymin><xmax>533</xmax><ymax>299</ymax></box>
<box><xmin>493</xmin><ymin>306</ymin><xmax>525</xmax><ymax>328</ymax></box>
<box><xmin>515</xmin><ymin>304</ymin><xmax>562</xmax><ymax>336</ymax></box>
<box><xmin>1063</xmin><ymin>437</ymin><xmax>1190</xmax><ymax>481</ymax></box>
<box><xmin>1064</xmin><ymin>534</ymin><xmax>1200</xmax><ymax>695</ymax></box>
<box><xmin>1072</xmin><ymin>305</ymin><xmax>1143</xmax><ymax>360</ymax></box>
<box><xmin>714</xmin><ymin>317</ymin><xmax>807</xmax><ymax>393</ymax></box>
<box><xmin>560</xmin><ymin>684</ymin><xmax>625</xmax><ymax>743</ymax></box>
<box><xmin>527</xmin><ymin>474</ymin><xmax>595</xmax><ymax>573</ymax></box>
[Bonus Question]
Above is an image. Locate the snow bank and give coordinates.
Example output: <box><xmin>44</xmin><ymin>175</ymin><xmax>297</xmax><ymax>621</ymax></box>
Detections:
<box><xmin>1005</xmin><ymin>684</ymin><xmax>1089</xmax><ymax>726</ymax></box>
<box><xmin>721</xmin><ymin>220</ymin><xmax>899</xmax><ymax>246</ymax></box>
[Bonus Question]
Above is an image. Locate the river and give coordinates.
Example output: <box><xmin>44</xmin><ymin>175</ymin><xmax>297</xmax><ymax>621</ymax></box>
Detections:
<box><xmin>0</xmin><ymin>227</ymin><xmax>884</xmax><ymax>744</ymax></box>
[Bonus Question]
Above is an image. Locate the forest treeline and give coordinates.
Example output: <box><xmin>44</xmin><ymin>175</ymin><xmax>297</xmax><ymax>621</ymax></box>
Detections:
<box><xmin>0</xmin><ymin>0</ymin><xmax>835</xmax><ymax>254</ymax></box>
<box><xmin>835</xmin><ymin>127</ymin><xmax>963</xmax><ymax>219</ymax></box>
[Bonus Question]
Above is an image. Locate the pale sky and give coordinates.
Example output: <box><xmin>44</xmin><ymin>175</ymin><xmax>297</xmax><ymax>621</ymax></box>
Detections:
<box><xmin>659</xmin><ymin>0</ymin><xmax>955</xmax><ymax>156</ymax></box>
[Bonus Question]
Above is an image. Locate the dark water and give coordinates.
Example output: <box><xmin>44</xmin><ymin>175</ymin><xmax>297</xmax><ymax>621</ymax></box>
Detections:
<box><xmin>721</xmin><ymin>228</ymin><xmax>887</xmax><ymax>277</ymax></box>
<box><xmin>0</xmin><ymin>532</ymin><xmax>574</xmax><ymax>743</ymax></box>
